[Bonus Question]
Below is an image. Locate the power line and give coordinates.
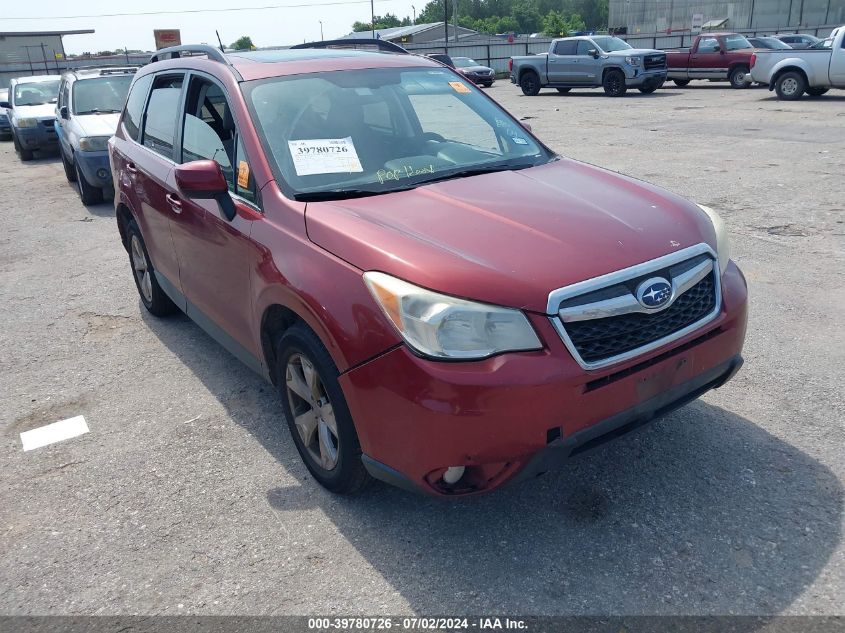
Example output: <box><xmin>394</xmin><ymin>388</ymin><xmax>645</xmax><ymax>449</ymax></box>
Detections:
<box><xmin>1</xmin><ymin>0</ymin><xmax>393</xmax><ymax>21</ymax></box>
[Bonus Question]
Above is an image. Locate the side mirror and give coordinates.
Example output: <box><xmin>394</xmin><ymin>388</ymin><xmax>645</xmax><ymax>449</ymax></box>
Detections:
<box><xmin>60</xmin><ymin>106</ymin><xmax>69</xmax><ymax>120</ymax></box>
<box><xmin>175</xmin><ymin>160</ymin><xmax>236</xmax><ymax>221</ymax></box>
<box><xmin>587</xmin><ymin>48</ymin><xmax>599</xmax><ymax>58</ymax></box>
<box><xmin>0</xmin><ymin>101</ymin><xmax>10</xmax><ymax>109</ymax></box>
<box><xmin>521</xmin><ymin>121</ymin><xmax>532</xmax><ymax>132</ymax></box>
<box><xmin>713</xmin><ymin>45</ymin><xmax>722</xmax><ymax>53</ymax></box>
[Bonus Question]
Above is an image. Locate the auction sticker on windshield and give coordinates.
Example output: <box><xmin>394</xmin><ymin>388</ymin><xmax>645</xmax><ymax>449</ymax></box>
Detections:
<box><xmin>288</xmin><ymin>137</ymin><xmax>363</xmax><ymax>176</ymax></box>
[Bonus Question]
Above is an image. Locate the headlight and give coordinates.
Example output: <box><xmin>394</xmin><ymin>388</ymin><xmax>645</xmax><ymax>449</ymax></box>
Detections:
<box><xmin>364</xmin><ymin>271</ymin><xmax>542</xmax><ymax>360</ymax></box>
<box><xmin>625</xmin><ymin>56</ymin><xmax>641</xmax><ymax>66</ymax></box>
<box><xmin>78</xmin><ymin>136</ymin><xmax>111</xmax><ymax>151</ymax></box>
<box><xmin>17</xmin><ymin>118</ymin><xmax>38</xmax><ymax>128</ymax></box>
<box><xmin>698</xmin><ymin>204</ymin><xmax>731</xmax><ymax>273</ymax></box>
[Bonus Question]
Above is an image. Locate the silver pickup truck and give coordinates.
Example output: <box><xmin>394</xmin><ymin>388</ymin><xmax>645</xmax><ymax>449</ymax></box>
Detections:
<box><xmin>750</xmin><ymin>26</ymin><xmax>845</xmax><ymax>99</ymax></box>
<box><xmin>509</xmin><ymin>35</ymin><xmax>667</xmax><ymax>97</ymax></box>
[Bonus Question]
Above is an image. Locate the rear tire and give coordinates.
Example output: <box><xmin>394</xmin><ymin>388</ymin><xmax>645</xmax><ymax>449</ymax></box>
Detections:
<box><xmin>276</xmin><ymin>323</ymin><xmax>371</xmax><ymax>494</ymax></box>
<box><xmin>75</xmin><ymin>161</ymin><xmax>103</xmax><ymax>205</ymax></box>
<box><xmin>673</xmin><ymin>79</ymin><xmax>691</xmax><ymax>87</ymax></box>
<box><xmin>775</xmin><ymin>71</ymin><xmax>806</xmax><ymax>100</ymax></box>
<box><xmin>638</xmin><ymin>82</ymin><xmax>662</xmax><ymax>94</ymax></box>
<box><xmin>61</xmin><ymin>151</ymin><xmax>77</xmax><ymax>182</ymax></box>
<box><xmin>806</xmin><ymin>87</ymin><xmax>828</xmax><ymax>97</ymax></box>
<box><xmin>126</xmin><ymin>219</ymin><xmax>178</xmax><ymax>317</ymax></box>
<box><xmin>729</xmin><ymin>66</ymin><xmax>751</xmax><ymax>89</ymax></box>
<box><xmin>602</xmin><ymin>69</ymin><xmax>627</xmax><ymax>97</ymax></box>
<box><xmin>556</xmin><ymin>87</ymin><xmax>571</xmax><ymax>93</ymax></box>
<box><xmin>519</xmin><ymin>72</ymin><xmax>541</xmax><ymax>96</ymax></box>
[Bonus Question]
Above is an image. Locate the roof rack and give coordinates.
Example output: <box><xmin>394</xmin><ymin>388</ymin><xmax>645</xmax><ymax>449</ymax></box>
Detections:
<box><xmin>69</xmin><ymin>66</ymin><xmax>139</xmax><ymax>75</ymax></box>
<box><xmin>290</xmin><ymin>38</ymin><xmax>409</xmax><ymax>54</ymax></box>
<box><xmin>149</xmin><ymin>45</ymin><xmax>243</xmax><ymax>80</ymax></box>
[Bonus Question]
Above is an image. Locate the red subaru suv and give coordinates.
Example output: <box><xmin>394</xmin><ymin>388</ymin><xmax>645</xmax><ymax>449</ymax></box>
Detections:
<box><xmin>110</xmin><ymin>41</ymin><xmax>747</xmax><ymax>496</ymax></box>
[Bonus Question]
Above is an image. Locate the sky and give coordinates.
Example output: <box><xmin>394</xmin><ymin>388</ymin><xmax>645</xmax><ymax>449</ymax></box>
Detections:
<box><xmin>0</xmin><ymin>0</ymin><xmax>421</xmax><ymax>54</ymax></box>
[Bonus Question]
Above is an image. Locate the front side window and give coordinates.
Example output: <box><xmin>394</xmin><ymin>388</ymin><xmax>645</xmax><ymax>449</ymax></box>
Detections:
<box><xmin>13</xmin><ymin>80</ymin><xmax>60</xmax><ymax>106</ymax></box>
<box><xmin>576</xmin><ymin>40</ymin><xmax>595</xmax><ymax>55</ymax></box>
<box><xmin>143</xmin><ymin>75</ymin><xmax>184</xmax><ymax>160</ymax></box>
<box><xmin>453</xmin><ymin>57</ymin><xmax>479</xmax><ymax>68</ymax></box>
<box><xmin>73</xmin><ymin>75</ymin><xmax>133</xmax><ymax>115</ymax></box>
<box><xmin>698</xmin><ymin>37</ymin><xmax>720</xmax><ymax>52</ymax></box>
<box><xmin>554</xmin><ymin>40</ymin><xmax>577</xmax><ymax>55</ymax></box>
<box><xmin>244</xmin><ymin>67</ymin><xmax>552</xmax><ymax>200</ymax></box>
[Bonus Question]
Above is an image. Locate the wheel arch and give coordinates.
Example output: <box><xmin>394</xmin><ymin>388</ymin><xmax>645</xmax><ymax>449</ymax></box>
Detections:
<box><xmin>771</xmin><ymin>63</ymin><xmax>810</xmax><ymax>88</ymax></box>
<box><xmin>115</xmin><ymin>200</ymin><xmax>136</xmax><ymax>252</ymax></box>
<box><xmin>602</xmin><ymin>65</ymin><xmax>625</xmax><ymax>81</ymax></box>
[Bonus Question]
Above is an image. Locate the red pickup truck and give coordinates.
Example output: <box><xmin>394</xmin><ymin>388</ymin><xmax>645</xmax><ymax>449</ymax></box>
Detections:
<box><xmin>666</xmin><ymin>32</ymin><xmax>756</xmax><ymax>88</ymax></box>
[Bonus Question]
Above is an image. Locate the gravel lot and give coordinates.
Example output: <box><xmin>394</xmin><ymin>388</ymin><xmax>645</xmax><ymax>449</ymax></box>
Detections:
<box><xmin>0</xmin><ymin>82</ymin><xmax>843</xmax><ymax>617</ymax></box>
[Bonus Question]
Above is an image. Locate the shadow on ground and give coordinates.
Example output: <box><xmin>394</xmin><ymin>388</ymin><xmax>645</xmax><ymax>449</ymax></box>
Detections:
<box><xmin>142</xmin><ymin>309</ymin><xmax>843</xmax><ymax>615</ymax></box>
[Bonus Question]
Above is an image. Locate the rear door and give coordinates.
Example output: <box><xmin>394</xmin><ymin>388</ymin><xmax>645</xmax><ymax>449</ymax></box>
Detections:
<box><xmin>130</xmin><ymin>72</ymin><xmax>186</xmax><ymax>303</ymax></box>
<box><xmin>166</xmin><ymin>72</ymin><xmax>264</xmax><ymax>367</ymax></box>
<box><xmin>547</xmin><ymin>40</ymin><xmax>578</xmax><ymax>83</ymax></box>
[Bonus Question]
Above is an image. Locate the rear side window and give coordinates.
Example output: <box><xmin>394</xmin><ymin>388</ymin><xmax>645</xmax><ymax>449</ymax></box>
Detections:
<box><xmin>554</xmin><ymin>40</ymin><xmax>577</xmax><ymax>55</ymax></box>
<box><xmin>143</xmin><ymin>75</ymin><xmax>184</xmax><ymax>160</ymax></box>
<box><xmin>123</xmin><ymin>74</ymin><xmax>152</xmax><ymax>141</ymax></box>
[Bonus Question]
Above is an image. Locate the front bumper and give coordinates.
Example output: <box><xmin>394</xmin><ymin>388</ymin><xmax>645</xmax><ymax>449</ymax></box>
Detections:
<box><xmin>75</xmin><ymin>150</ymin><xmax>113</xmax><ymax>188</ymax></box>
<box><xmin>0</xmin><ymin>119</ymin><xmax>10</xmax><ymax>136</ymax></box>
<box><xmin>625</xmin><ymin>67</ymin><xmax>668</xmax><ymax>87</ymax></box>
<box><xmin>14</xmin><ymin>122</ymin><xmax>59</xmax><ymax>150</ymax></box>
<box><xmin>341</xmin><ymin>261</ymin><xmax>747</xmax><ymax>496</ymax></box>
<box><xmin>464</xmin><ymin>73</ymin><xmax>495</xmax><ymax>85</ymax></box>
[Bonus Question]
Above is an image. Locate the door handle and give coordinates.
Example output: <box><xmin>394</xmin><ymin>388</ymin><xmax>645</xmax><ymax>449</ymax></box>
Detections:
<box><xmin>125</xmin><ymin>162</ymin><xmax>137</xmax><ymax>174</ymax></box>
<box><xmin>166</xmin><ymin>193</ymin><xmax>182</xmax><ymax>214</ymax></box>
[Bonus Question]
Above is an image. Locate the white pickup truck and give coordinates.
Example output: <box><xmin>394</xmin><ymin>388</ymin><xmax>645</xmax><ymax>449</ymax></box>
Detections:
<box><xmin>750</xmin><ymin>26</ymin><xmax>845</xmax><ymax>99</ymax></box>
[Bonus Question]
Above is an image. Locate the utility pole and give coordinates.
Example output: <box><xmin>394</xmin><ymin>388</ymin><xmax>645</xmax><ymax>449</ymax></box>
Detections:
<box><xmin>40</xmin><ymin>44</ymin><xmax>49</xmax><ymax>71</ymax></box>
<box><xmin>371</xmin><ymin>0</ymin><xmax>375</xmax><ymax>39</ymax></box>
<box><xmin>453</xmin><ymin>0</ymin><xmax>458</xmax><ymax>42</ymax></box>
<box><xmin>444</xmin><ymin>0</ymin><xmax>449</xmax><ymax>52</ymax></box>
<box><xmin>412</xmin><ymin>5</ymin><xmax>416</xmax><ymax>25</ymax></box>
<box><xmin>319</xmin><ymin>20</ymin><xmax>324</xmax><ymax>41</ymax></box>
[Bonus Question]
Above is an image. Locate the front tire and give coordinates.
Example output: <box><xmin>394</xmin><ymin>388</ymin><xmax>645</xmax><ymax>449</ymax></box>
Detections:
<box><xmin>75</xmin><ymin>161</ymin><xmax>103</xmax><ymax>205</ymax></box>
<box><xmin>519</xmin><ymin>72</ymin><xmax>541</xmax><ymax>96</ymax></box>
<box><xmin>673</xmin><ymin>79</ymin><xmax>691</xmax><ymax>87</ymax></box>
<box><xmin>13</xmin><ymin>134</ymin><xmax>33</xmax><ymax>161</ymax></box>
<box><xmin>126</xmin><ymin>219</ymin><xmax>178</xmax><ymax>317</ymax></box>
<box><xmin>602</xmin><ymin>69</ymin><xmax>627</xmax><ymax>97</ymax></box>
<box><xmin>729</xmin><ymin>66</ymin><xmax>751</xmax><ymax>89</ymax></box>
<box><xmin>556</xmin><ymin>87</ymin><xmax>571</xmax><ymax>93</ymax></box>
<box><xmin>806</xmin><ymin>87</ymin><xmax>828</xmax><ymax>97</ymax></box>
<box><xmin>638</xmin><ymin>81</ymin><xmax>662</xmax><ymax>94</ymax></box>
<box><xmin>61</xmin><ymin>151</ymin><xmax>77</xmax><ymax>182</ymax></box>
<box><xmin>775</xmin><ymin>71</ymin><xmax>806</xmax><ymax>100</ymax></box>
<box><xmin>277</xmin><ymin>324</ymin><xmax>371</xmax><ymax>494</ymax></box>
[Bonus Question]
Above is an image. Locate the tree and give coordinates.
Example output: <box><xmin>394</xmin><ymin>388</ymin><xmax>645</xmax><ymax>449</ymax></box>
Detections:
<box><xmin>352</xmin><ymin>13</ymin><xmax>403</xmax><ymax>32</ymax></box>
<box><xmin>230</xmin><ymin>36</ymin><xmax>254</xmax><ymax>50</ymax></box>
<box><xmin>541</xmin><ymin>10</ymin><xmax>569</xmax><ymax>37</ymax></box>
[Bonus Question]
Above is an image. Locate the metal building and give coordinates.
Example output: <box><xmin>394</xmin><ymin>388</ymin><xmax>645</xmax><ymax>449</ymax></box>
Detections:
<box><xmin>0</xmin><ymin>30</ymin><xmax>94</xmax><ymax>88</ymax></box>
<box><xmin>610</xmin><ymin>0</ymin><xmax>845</xmax><ymax>35</ymax></box>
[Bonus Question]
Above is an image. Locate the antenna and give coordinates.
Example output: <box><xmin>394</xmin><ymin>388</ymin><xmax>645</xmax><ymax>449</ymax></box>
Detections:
<box><xmin>216</xmin><ymin>30</ymin><xmax>225</xmax><ymax>53</ymax></box>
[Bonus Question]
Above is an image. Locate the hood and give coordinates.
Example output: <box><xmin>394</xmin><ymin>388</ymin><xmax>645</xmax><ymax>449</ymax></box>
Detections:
<box><xmin>305</xmin><ymin>159</ymin><xmax>716</xmax><ymax>314</ymax></box>
<box><xmin>75</xmin><ymin>113</ymin><xmax>120</xmax><ymax>137</ymax></box>
<box><xmin>14</xmin><ymin>103</ymin><xmax>55</xmax><ymax>119</ymax></box>
<box><xmin>459</xmin><ymin>65</ymin><xmax>494</xmax><ymax>73</ymax></box>
<box><xmin>607</xmin><ymin>48</ymin><xmax>664</xmax><ymax>57</ymax></box>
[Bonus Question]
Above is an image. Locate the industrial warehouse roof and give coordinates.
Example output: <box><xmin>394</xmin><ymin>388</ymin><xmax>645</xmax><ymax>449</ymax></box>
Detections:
<box><xmin>0</xmin><ymin>30</ymin><xmax>95</xmax><ymax>37</ymax></box>
<box><xmin>339</xmin><ymin>22</ymin><xmax>458</xmax><ymax>41</ymax></box>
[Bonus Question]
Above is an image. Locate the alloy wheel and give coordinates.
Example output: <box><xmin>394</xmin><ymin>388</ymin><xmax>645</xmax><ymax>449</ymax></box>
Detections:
<box><xmin>285</xmin><ymin>353</ymin><xmax>339</xmax><ymax>470</ymax></box>
<box><xmin>130</xmin><ymin>235</ymin><xmax>153</xmax><ymax>303</ymax></box>
<box><xmin>781</xmin><ymin>77</ymin><xmax>798</xmax><ymax>96</ymax></box>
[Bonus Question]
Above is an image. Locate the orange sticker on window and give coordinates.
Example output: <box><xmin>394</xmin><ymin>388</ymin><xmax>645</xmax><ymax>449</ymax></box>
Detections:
<box><xmin>237</xmin><ymin>161</ymin><xmax>250</xmax><ymax>189</ymax></box>
<box><xmin>448</xmin><ymin>81</ymin><xmax>471</xmax><ymax>94</ymax></box>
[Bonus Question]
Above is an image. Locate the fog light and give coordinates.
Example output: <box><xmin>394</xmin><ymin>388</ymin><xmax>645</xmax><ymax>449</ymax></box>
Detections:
<box><xmin>442</xmin><ymin>466</ymin><xmax>465</xmax><ymax>484</ymax></box>
<box><xmin>96</xmin><ymin>168</ymin><xmax>109</xmax><ymax>180</ymax></box>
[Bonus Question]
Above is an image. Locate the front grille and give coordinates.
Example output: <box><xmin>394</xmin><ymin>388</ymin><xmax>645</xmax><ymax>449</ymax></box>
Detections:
<box><xmin>41</xmin><ymin>119</ymin><xmax>55</xmax><ymax>128</ymax></box>
<box><xmin>644</xmin><ymin>54</ymin><xmax>667</xmax><ymax>70</ymax></box>
<box><xmin>565</xmin><ymin>273</ymin><xmax>716</xmax><ymax>363</ymax></box>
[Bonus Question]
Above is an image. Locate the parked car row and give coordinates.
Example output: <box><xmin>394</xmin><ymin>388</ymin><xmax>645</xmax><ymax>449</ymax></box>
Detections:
<box><xmin>0</xmin><ymin>67</ymin><xmax>136</xmax><ymax>203</ymax></box>
<box><xmin>508</xmin><ymin>28</ymin><xmax>843</xmax><ymax>99</ymax></box>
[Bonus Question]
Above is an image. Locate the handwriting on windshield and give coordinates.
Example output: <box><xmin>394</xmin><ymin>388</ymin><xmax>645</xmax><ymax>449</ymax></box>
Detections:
<box><xmin>376</xmin><ymin>164</ymin><xmax>435</xmax><ymax>185</ymax></box>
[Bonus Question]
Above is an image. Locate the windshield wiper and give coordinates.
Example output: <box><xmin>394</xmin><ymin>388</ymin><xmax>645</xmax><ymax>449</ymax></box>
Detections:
<box><xmin>294</xmin><ymin>188</ymin><xmax>403</xmax><ymax>202</ymax></box>
<box><xmin>411</xmin><ymin>161</ymin><xmax>537</xmax><ymax>186</ymax></box>
<box><xmin>75</xmin><ymin>108</ymin><xmax>121</xmax><ymax>115</ymax></box>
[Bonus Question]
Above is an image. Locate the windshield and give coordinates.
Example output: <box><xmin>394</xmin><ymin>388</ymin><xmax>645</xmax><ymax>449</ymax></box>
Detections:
<box><xmin>244</xmin><ymin>67</ymin><xmax>553</xmax><ymax>200</ymax></box>
<box><xmin>762</xmin><ymin>37</ymin><xmax>792</xmax><ymax>49</ymax></box>
<box><xmin>453</xmin><ymin>57</ymin><xmax>480</xmax><ymax>68</ymax></box>
<box><xmin>810</xmin><ymin>38</ymin><xmax>833</xmax><ymax>49</ymax></box>
<box><xmin>72</xmin><ymin>75</ymin><xmax>134</xmax><ymax>115</ymax></box>
<box><xmin>590</xmin><ymin>36</ymin><xmax>632</xmax><ymax>52</ymax></box>
<box><xmin>724</xmin><ymin>34</ymin><xmax>753</xmax><ymax>50</ymax></box>
<box><xmin>14</xmin><ymin>80</ymin><xmax>60</xmax><ymax>106</ymax></box>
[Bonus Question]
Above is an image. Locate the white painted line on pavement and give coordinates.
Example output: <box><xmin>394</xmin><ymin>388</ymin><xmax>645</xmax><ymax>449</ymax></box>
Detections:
<box><xmin>20</xmin><ymin>415</ymin><xmax>89</xmax><ymax>451</ymax></box>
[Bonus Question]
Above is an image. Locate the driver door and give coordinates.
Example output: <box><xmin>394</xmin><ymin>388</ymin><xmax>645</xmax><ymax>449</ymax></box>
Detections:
<box><xmin>573</xmin><ymin>40</ymin><xmax>602</xmax><ymax>84</ymax></box>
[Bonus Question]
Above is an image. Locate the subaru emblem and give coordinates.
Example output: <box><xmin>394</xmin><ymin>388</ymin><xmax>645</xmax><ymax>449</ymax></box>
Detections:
<box><xmin>636</xmin><ymin>277</ymin><xmax>672</xmax><ymax>309</ymax></box>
